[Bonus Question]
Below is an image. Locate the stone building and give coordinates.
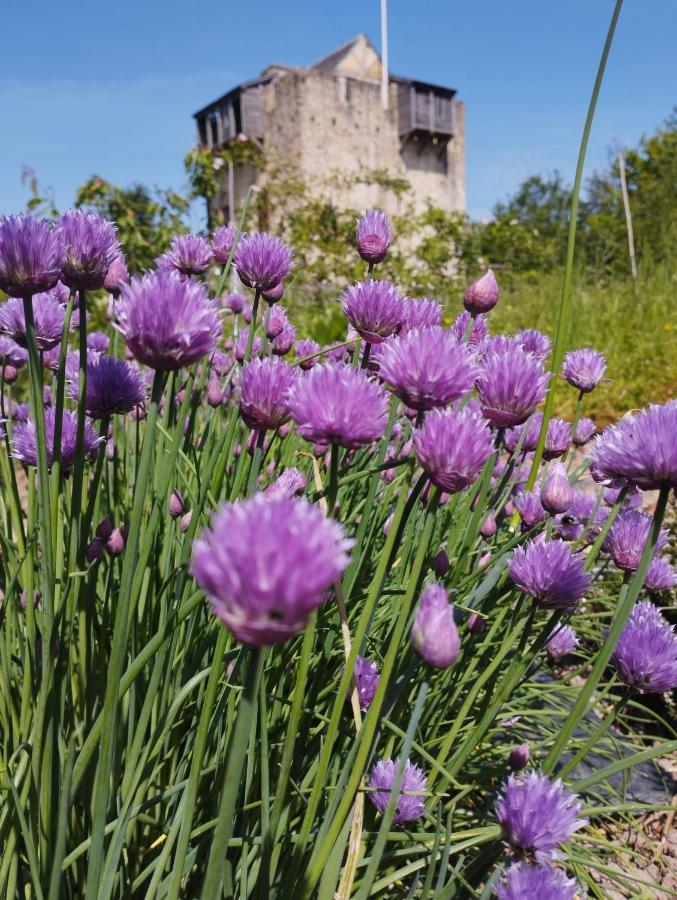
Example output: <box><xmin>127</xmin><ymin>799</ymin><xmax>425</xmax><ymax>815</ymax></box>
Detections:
<box><xmin>193</xmin><ymin>34</ymin><xmax>465</xmax><ymax>224</ymax></box>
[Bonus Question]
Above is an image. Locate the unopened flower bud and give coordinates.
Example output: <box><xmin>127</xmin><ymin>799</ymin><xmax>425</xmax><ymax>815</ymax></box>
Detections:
<box><xmin>180</xmin><ymin>510</ymin><xmax>193</xmax><ymax>533</ymax></box>
<box><xmin>411</xmin><ymin>583</ymin><xmax>460</xmax><ymax>669</ymax></box>
<box><xmin>86</xmin><ymin>537</ymin><xmax>104</xmax><ymax>563</ymax></box>
<box><xmin>3</xmin><ymin>364</ymin><xmax>17</xmax><ymax>384</ymax></box>
<box><xmin>105</xmin><ymin>527</ymin><xmax>125</xmax><ymax>557</ymax></box>
<box><xmin>464</xmin><ymin>269</ymin><xmax>499</xmax><ymax>315</ymax></box>
<box><xmin>467</xmin><ymin>612</ymin><xmax>485</xmax><ymax>634</ymax></box>
<box><xmin>104</xmin><ymin>255</ymin><xmax>129</xmax><ymax>297</ymax></box>
<box><xmin>106</xmin><ymin>439</ymin><xmax>115</xmax><ymax>461</ymax></box>
<box><xmin>207</xmin><ymin>378</ymin><xmax>223</xmax><ymax>407</ymax></box>
<box><xmin>431</xmin><ymin>547</ymin><xmax>450</xmax><ymax>576</ymax></box>
<box><xmin>356</xmin><ymin>210</ymin><xmax>393</xmax><ymax>265</ymax></box>
<box><xmin>168</xmin><ymin>490</ymin><xmax>185</xmax><ymax>518</ymax></box>
<box><xmin>96</xmin><ymin>517</ymin><xmax>113</xmax><ymax>541</ymax></box>
<box><xmin>508</xmin><ymin>743</ymin><xmax>530</xmax><ymax>771</ymax></box>
<box><xmin>262</xmin><ymin>281</ymin><xmax>284</xmax><ymax>304</ymax></box>
<box><xmin>277</xmin><ymin>422</ymin><xmax>290</xmax><ymax>440</ymax></box>
<box><xmin>541</xmin><ymin>462</ymin><xmax>573</xmax><ymax>515</ymax></box>
<box><xmin>480</xmin><ymin>512</ymin><xmax>497</xmax><ymax>537</ymax></box>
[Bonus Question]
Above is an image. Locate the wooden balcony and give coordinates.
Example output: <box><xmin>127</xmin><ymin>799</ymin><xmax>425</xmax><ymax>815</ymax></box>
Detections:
<box><xmin>398</xmin><ymin>83</ymin><xmax>454</xmax><ymax>138</ymax></box>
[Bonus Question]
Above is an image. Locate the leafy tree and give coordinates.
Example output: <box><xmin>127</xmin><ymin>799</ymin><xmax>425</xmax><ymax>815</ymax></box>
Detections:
<box><xmin>74</xmin><ymin>177</ymin><xmax>189</xmax><ymax>272</ymax></box>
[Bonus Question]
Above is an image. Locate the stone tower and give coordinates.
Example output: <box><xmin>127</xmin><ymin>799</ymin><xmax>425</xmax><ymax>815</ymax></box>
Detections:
<box><xmin>194</xmin><ymin>34</ymin><xmax>465</xmax><ymax>225</ymax></box>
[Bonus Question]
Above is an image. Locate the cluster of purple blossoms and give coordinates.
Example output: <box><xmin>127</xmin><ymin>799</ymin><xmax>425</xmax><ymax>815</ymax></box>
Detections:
<box><xmin>0</xmin><ymin>292</ymin><xmax>69</xmax><ymax>351</ymax></box>
<box><xmin>191</xmin><ymin>495</ymin><xmax>352</xmax><ymax>646</ymax></box>
<box><xmin>13</xmin><ymin>408</ymin><xmax>101</xmax><ymax>474</ymax></box>
<box><xmin>611</xmin><ymin>601</ymin><xmax>677</xmax><ymax>694</ymax></box>
<box><xmin>239</xmin><ymin>357</ymin><xmax>296</xmax><ymax>432</ymax></box>
<box><xmin>294</xmin><ymin>338</ymin><xmax>321</xmax><ymax>369</ymax></box>
<box><xmin>263</xmin><ymin>467</ymin><xmax>307</xmax><ymax>500</ymax></box>
<box><xmin>271</xmin><ymin>321</ymin><xmax>296</xmax><ymax>356</ymax></box>
<box><xmin>562</xmin><ymin>348</ymin><xmax>606</xmax><ymax>393</ymax></box>
<box><xmin>234</xmin><ymin>232</ymin><xmax>293</xmax><ymax>293</ymax></box>
<box><xmin>464</xmin><ymin>269</ymin><xmax>499</xmax><ymax>315</ymax></box>
<box><xmin>225</xmin><ymin>292</ymin><xmax>245</xmax><ymax>314</ymax></box>
<box><xmin>356</xmin><ymin>210</ymin><xmax>393</xmax><ymax>265</ymax></box>
<box><xmin>451</xmin><ymin>310</ymin><xmax>489</xmax><ymax>346</ymax></box>
<box><xmin>589</xmin><ymin>401</ymin><xmax>677</xmax><ymax>491</ymax></box>
<box><xmin>0</xmin><ymin>214</ymin><xmax>64</xmax><ymax>297</ymax></box>
<box><xmin>66</xmin><ymin>355</ymin><xmax>146</xmax><ymax>420</ymax></box>
<box><xmin>547</xmin><ymin>625</ymin><xmax>579</xmax><ymax>660</ymax></box>
<box><xmin>400</xmin><ymin>297</ymin><xmax>442</xmax><ymax>333</ymax></box>
<box><xmin>87</xmin><ymin>331</ymin><xmax>110</xmax><ymax>353</ymax></box>
<box><xmin>342</xmin><ymin>279</ymin><xmax>404</xmax><ymax>344</ymax></box>
<box><xmin>477</xmin><ymin>350</ymin><xmax>550</xmax><ymax>427</ymax></box>
<box><xmin>368</xmin><ymin>759</ymin><xmax>427</xmax><ymax>824</ymax></box>
<box><xmin>162</xmin><ymin>234</ymin><xmax>212</xmax><ymax>276</ymax></box>
<box><xmin>211</xmin><ymin>225</ymin><xmax>237</xmax><ymax>265</ymax></box>
<box><xmin>288</xmin><ymin>362</ymin><xmax>388</xmax><ymax>450</ymax></box>
<box><xmin>509</xmin><ymin>540</ymin><xmax>591</xmax><ymax>610</ymax></box>
<box><xmin>378</xmin><ymin>327</ymin><xmax>479</xmax><ymax>411</ymax></box>
<box><xmin>235</xmin><ymin>332</ymin><xmax>262</xmax><ymax>363</ymax></box>
<box><xmin>411</xmin><ymin>582</ymin><xmax>460</xmax><ymax>668</ymax></box>
<box><xmin>414</xmin><ymin>407</ymin><xmax>494</xmax><ymax>494</ymax></box>
<box><xmin>495</xmin><ymin>773</ymin><xmax>587</xmax><ymax>862</ymax></box>
<box><xmin>505</xmin><ymin>414</ymin><xmax>542</xmax><ymax>454</ymax></box>
<box><xmin>352</xmin><ymin>656</ymin><xmax>380</xmax><ymax>711</ymax></box>
<box><xmin>572</xmin><ymin>416</ymin><xmax>596</xmax><ymax>446</ymax></box>
<box><xmin>116</xmin><ymin>272</ymin><xmax>220</xmax><ymax>372</ymax></box>
<box><xmin>516</xmin><ymin>329</ymin><xmax>552</xmax><ymax>361</ymax></box>
<box><xmin>645</xmin><ymin>557</ymin><xmax>677</xmax><ymax>593</ymax></box>
<box><xmin>604</xmin><ymin>509</ymin><xmax>668</xmax><ymax>573</ymax></box>
<box><xmin>514</xmin><ymin>487</ymin><xmax>547</xmax><ymax>529</ymax></box>
<box><xmin>265</xmin><ymin>304</ymin><xmax>289</xmax><ymax>339</ymax></box>
<box><xmin>542</xmin><ymin>418</ymin><xmax>571</xmax><ymax>460</ymax></box>
<box><xmin>497</xmin><ymin>862</ymin><xmax>581</xmax><ymax>900</ymax></box>
<box><xmin>59</xmin><ymin>210</ymin><xmax>120</xmax><ymax>291</ymax></box>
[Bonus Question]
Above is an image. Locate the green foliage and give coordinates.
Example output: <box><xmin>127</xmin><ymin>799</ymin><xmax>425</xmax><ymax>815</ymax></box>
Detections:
<box><xmin>75</xmin><ymin>176</ymin><xmax>190</xmax><ymax>273</ymax></box>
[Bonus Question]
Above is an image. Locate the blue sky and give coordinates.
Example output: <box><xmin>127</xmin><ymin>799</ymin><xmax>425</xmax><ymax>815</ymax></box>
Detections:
<box><xmin>1</xmin><ymin>1</ymin><xmax>675</xmax><ymax>222</ymax></box>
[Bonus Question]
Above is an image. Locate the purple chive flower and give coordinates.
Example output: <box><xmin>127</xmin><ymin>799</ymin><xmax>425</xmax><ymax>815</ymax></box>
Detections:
<box><xmin>342</xmin><ymin>279</ymin><xmax>405</xmax><ymax>344</ymax></box>
<box><xmin>225</xmin><ymin>292</ymin><xmax>245</xmax><ymax>314</ymax></box>
<box><xmin>602</xmin><ymin>485</ymin><xmax>641</xmax><ymax>509</ymax></box>
<box><xmin>352</xmin><ymin>656</ymin><xmax>380</xmax><ymax>711</ymax></box>
<box><xmin>58</xmin><ymin>210</ymin><xmax>120</xmax><ymax>291</ymax></box>
<box><xmin>168</xmin><ymin>490</ymin><xmax>185</xmax><ymax>518</ymax></box>
<box><xmin>116</xmin><ymin>271</ymin><xmax>220</xmax><ymax>371</ymax></box>
<box><xmin>589</xmin><ymin>401</ymin><xmax>677</xmax><ymax>491</ymax></box>
<box><xmin>271</xmin><ymin>322</ymin><xmax>296</xmax><ymax>357</ymax></box>
<box><xmin>495</xmin><ymin>773</ymin><xmax>587</xmax><ymax>862</ymax></box>
<box><xmin>87</xmin><ymin>331</ymin><xmax>110</xmax><ymax>353</ymax></box>
<box><xmin>509</xmin><ymin>540</ymin><xmax>591</xmax><ymax>610</ymax></box>
<box><xmin>163</xmin><ymin>233</ymin><xmax>212</xmax><ymax>276</ymax></box>
<box><xmin>378</xmin><ymin>327</ymin><xmax>479</xmax><ymax>411</ymax></box>
<box><xmin>482</xmin><ymin>334</ymin><xmax>522</xmax><ymax>356</ymax></box>
<box><xmin>233</xmin><ymin>232</ymin><xmax>293</xmax><ymax>292</ymax></box>
<box><xmin>497</xmin><ymin>862</ymin><xmax>581</xmax><ymax>900</ymax></box>
<box><xmin>543</xmin><ymin>418</ymin><xmax>571</xmax><ymax>461</ymax></box>
<box><xmin>0</xmin><ymin>336</ymin><xmax>28</xmax><ymax>367</ymax></box>
<box><xmin>265</xmin><ymin>304</ymin><xmax>289</xmax><ymax>339</ymax></box>
<box><xmin>477</xmin><ymin>350</ymin><xmax>549</xmax><ymax>427</ymax></box>
<box><xmin>263</xmin><ymin>467</ymin><xmax>307</xmax><ymax>500</ymax></box>
<box><xmin>239</xmin><ymin>357</ymin><xmax>296</xmax><ymax>432</ymax></box>
<box><xmin>103</xmin><ymin>254</ymin><xmax>129</xmax><ymax>297</ymax></box>
<box><xmin>414</xmin><ymin>407</ymin><xmax>494</xmax><ymax>494</ymax></box>
<box><xmin>212</xmin><ymin>225</ymin><xmax>237</xmax><ymax>265</ymax></box>
<box><xmin>541</xmin><ymin>463</ymin><xmax>573</xmax><ymax>515</ymax></box>
<box><xmin>517</xmin><ymin>329</ymin><xmax>552</xmax><ymax>361</ymax></box>
<box><xmin>411</xmin><ymin>582</ymin><xmax>460</xmax><ymax>668</ymax></box>
<box><xmin>288</xmin><ymin>362</ymin><xmax>388</xmax><ymax>450</ymax></box>
<box><xmin>464</xmin><ymin>268</ymin><xmax>499</xmax><ymax>315</ymax></box>
<box><xmin>603</xmin><ymin>509</ymin><xmax>668</xmax><ymax>573</ymax></box>
<box><xmin>508</xmin><ymin>744</ymin><xmax>530</xmax><ymax>772</ymax></box>
<box><xmin>295</xmin><ymin>339</ymin><xmax>321</xmax><ymax>370</ymax></box>
<box><xmin>562</xmin><ymin>348</ymin><xmax>606</xmax><ymax>393</ymax></box>
<box><xmin>324</xmin><ymin>342</ymin><xmax>348</xmax><ymax>364</ymax></box>
<box><xmin>0</xmin><ymin>293</ymin><xmax>68</xmax><ymax>351</ymax></box>
<box><xmin>0</xmin><ymin>214</ymin><xmax>64</xmax><ymax>297</ymax></box>
<box><xmin>368</xmin><ymin>759</ymin><xmax>427</xmax><ymax>825</ymax></box>
<box><xmin>66</xmin><ymin>355</ymin><xmax>145</xmax><ymax>419</ymax></box>
<box><xmin>356</xmin><ymin>210</ymin><xmax>393</xmax><ymax>265</ymax></box>
<box><xmin>190</xmin><ymin>495</ymin><xmax>352</xmax><ymax>646</ymax></box>
<box><xmin>400</xmin><ymin>297</ymin><xmax>442</xmax><ymax>333</ymax></box>
<box><xmin>553</xmin><ymin>490</ymin><xmax>596</xmax><ymax>541</ymax></box>
<box><xmin>573</xmin><ymin>416</ymin><xmax>596</xmax><ymax>446</ymax></box>
<box><xmin>612</xmin><ymin>601</ymin><xmax>677</xmax><ymax>694</ymax></box>
<box><xmin>451</xmin><ymin>310</ymin><xmax>489</xmax><ymax>346</ymax></box>
<box><xmin>547</xmin><ymin>625</ymin><xmax>579</xmax><ymax>660</ymax></box>
<box><xmin>505</xmin><ymin>414</ymin><xmax>543</xmax><ymax>455</ymax></box>
<box><xmin>645</xmin><ymin>557</ymin><xmax>677</xmax><ymax>593</ymax></box>
<box><xmin>13</xmin><ymin>407</ymin><xmax>101</xmax><ymax>474</ymax></box>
